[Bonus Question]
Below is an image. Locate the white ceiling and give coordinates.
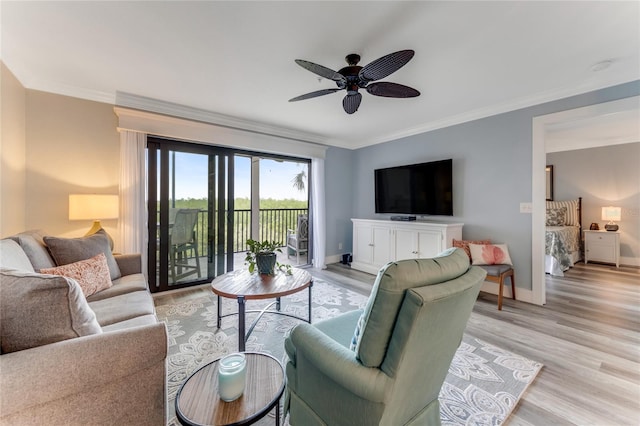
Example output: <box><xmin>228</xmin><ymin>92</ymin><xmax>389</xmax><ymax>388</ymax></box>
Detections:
<box><xmin>2</xmin><ymin>1</ymin><xmax>639</xmax><ymax>150</ymax></box>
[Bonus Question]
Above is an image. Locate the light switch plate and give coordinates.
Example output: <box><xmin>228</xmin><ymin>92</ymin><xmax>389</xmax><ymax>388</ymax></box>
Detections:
<box><xmin>520</xmin><ymin>202</ymin><xmax>533</xmax><ymax>213</ymax></box>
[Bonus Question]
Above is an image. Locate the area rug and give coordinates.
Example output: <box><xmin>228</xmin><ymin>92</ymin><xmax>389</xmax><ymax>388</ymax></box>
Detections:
<box><xmin>156</xmin><ymin>277</ymin><xmax>542</xmax><ymax>426</ymax></box>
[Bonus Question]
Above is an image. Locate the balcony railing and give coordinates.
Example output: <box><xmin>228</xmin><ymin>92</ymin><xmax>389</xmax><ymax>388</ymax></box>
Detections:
<box><xmin>192</xmin><ymin>208</ymin><xmax>308</xmax><ymax>256</ymax></box>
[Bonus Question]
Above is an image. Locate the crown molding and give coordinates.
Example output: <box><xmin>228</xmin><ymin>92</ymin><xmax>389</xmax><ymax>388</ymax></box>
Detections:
<box><xmin>18</xmin><ymin>75</ymin><xmax>116</xmax><ymax>105</ymax></box>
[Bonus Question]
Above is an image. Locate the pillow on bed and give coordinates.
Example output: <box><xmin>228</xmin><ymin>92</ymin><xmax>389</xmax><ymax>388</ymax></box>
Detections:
<box><xmin>546</xmin><ymin>207</ymin><xmax>567</xmax><ymax>226</ymax></box>
<box><xmin>547</xmin><ymin>200</ymin><xmax>579</xmax><ymax>226</ymax></box>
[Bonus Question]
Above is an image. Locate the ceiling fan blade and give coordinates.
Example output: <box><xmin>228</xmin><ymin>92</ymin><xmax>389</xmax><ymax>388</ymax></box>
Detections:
<box><xmin>359</xmin><ymin>50</ymin><xmax>415</xmax><ymax>82</ymax></box>
<box><xmin>295</xmin><ymin>59</ymin><xmax>346</xmax><ymax>83</ymax></box>
<box><xmin>343</xmin><ymin>92</ymin><xmax>362</xmax><ymax>114</ymax></box>
<box><xmin>289</xmin><ymin>88</ymin><xmax>342</xmax><ymax>102</ymax></box>
<box><xmin>366</xmin><ymin>82</ymin><xmax>420</xmax><ymax>98</ymax></box>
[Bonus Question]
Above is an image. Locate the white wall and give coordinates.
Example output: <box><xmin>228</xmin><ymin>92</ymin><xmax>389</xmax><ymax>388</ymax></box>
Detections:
<box><xmin>23</xmin><ymin>90</ymin><xmax>120</xmax><ymax>239</ymax></box>
<box><xmin>0</xmin><ymin>62</ymin><xmax>27</xmax><ymax>236</ymax></box>
<box><xmin>547</xmin><ymin>142</ymin><xmax>640</xmax><ymax>265</ymax></box>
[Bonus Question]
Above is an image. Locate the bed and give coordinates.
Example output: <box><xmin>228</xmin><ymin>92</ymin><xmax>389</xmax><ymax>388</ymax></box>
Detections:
<box><xmin>545</xmin><ymin>198</ymin><xmax>582</xmax><ymax>276</ymax></box>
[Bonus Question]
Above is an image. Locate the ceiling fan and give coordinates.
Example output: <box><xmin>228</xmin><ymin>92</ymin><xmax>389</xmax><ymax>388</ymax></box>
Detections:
<box><xmin>289</xmin><ymin>49</ymin><xmax>420</xmax><ymax>114</ymax></box>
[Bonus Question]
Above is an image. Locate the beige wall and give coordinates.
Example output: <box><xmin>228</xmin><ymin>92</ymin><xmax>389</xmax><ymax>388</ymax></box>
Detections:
<box><xmin>24</xmin><ymin>90</ymin><xmax>120</xmax><ymax>238</ymax></box>
<box><xmin>1</xmin><ymin>62</ymin><xmax>27</xmax><ymax>237</ymax></box>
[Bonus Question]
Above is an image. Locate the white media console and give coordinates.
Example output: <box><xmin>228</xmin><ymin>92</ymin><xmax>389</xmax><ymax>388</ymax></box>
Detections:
<box><xmin>350</xmin><ymin>218</ymin><xmax>464</xmax><ymax>274</ymax></box>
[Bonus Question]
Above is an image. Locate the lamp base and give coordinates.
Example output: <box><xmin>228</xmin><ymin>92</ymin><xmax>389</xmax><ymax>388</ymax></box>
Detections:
<box><xmin>604</xmin><ymin>223</ymin><xmax>619</xmax><ymax>232</ymax></box>
<box><xmin>85</xmin><ymin>220</ymin><xmax>115</xmax><ymax>250</ymax></box>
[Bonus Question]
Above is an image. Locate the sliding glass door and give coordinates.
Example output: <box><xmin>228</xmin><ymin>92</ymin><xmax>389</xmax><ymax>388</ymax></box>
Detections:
<box><xmin>147</xmin><ymin>138</ymin><xmax>239</xmax><ymax>292</ymax></box>
<box><xmin>147</xmin><ymin>137</ymin><xmax>311</xmax><ymax>293</ymax></box>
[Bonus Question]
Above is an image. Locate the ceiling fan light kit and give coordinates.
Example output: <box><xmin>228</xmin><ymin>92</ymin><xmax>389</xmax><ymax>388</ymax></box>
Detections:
<box><xmin>289</xmin><ymin>49</ymin><xmax>420</xmax><ymax>114</ymax></box>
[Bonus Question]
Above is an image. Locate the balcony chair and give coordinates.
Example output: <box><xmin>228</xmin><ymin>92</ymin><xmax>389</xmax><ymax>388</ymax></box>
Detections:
<box><xmin>169</xmin><ymin>208</ymin><xmax>201</xmax><ymax>283</ymax></box>
<box><xmin>284</xmin><ymin>248</ymin><xmax>486</xmax><ymax>426</ymax></box>
<box><xmin>287</xmin><ymin>214</ymin><xmax>308</xmax><ymax>265</ymax></box>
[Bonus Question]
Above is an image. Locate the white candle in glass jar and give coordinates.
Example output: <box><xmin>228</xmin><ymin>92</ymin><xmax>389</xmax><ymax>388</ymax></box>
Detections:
<box><xmin>218</xmin><ymin>352</ymin><xmax>246</xmax><ymax>402</ymax></box>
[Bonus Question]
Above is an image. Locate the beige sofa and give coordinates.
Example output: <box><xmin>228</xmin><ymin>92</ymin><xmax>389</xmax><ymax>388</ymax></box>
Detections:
<box><xmin>0</xmin><ymin>230</ymin><xmax>167</xmax><ymax>425</ymax></box>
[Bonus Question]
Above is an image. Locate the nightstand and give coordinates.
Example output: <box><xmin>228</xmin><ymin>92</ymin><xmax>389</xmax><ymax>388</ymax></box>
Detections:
<box><xmin>584</xmin><ymin>230</ymin><xmax>620</xmax><ymax>267</ymax></box>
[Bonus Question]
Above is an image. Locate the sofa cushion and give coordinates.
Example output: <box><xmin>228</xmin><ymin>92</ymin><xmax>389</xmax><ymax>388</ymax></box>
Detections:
<box><xmin>100</xmin><ymin>314</ymin><xmax>159</xmax><ymax>333</ymax></box>
<box><xmin>351</xmin><ymin>248</ymin><xmax>470</xmax><ymax>368</ymax></box>
<box><xmin>44</xmin><ymin>230</ymin><xmax>121</xmax><ymax>280</ymax></box>
<box><xmin>0</xmin><ymin>240</ymin><xmax>34</xmax><ymax>272</ymax></box>
<box><xmin>88</xmin><ymin>290</ymin><xmax>156</xmax><ymax>327</ymax></box>
<box><xmin>0</xmin><ymin>268</ymin><xmax>102</xmax><ymax>353</ymax></box>
<box><xmin>10</xmin><ymin>230</ymin><xmax>56</xmax><ymax>270</ymax></box>
<box><xmin>86</xmin><ymin>273</ymin><xmax>148</xmax><ymax>302</ymax></box>
<box><xmin>40</xmin><ymin>253</ymin><xmax>113</xmax><ymax>298</ymax></box>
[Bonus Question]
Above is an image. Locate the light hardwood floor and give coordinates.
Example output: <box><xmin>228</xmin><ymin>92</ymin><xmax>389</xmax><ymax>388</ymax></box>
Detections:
<box><xmin>154</xmin><ymin>261</ymin><xmax>640</xmax><ymax>425</ymax></box>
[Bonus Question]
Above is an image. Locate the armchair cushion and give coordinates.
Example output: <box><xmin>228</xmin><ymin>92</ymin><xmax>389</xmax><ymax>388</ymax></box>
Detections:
<box><xmin>44</xmin><ymin>229</ymin><xmax>122</xmax><ymax>280</ymax></box>
<box><xmin>352</xmin><ymin>247</ymin><xmax>470</xmax><ymax>368</ymax></box>
<box><xmin>0</xmin><ymin>269</ymin><xmax>102</xmax><ymax>354</ymax></box>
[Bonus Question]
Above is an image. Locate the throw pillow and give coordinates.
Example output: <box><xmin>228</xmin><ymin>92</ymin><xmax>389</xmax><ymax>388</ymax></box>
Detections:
<box><xmin>10</xmin><ymin>229</ymin><xmax>57</xmax><ymax>270</ymax></box>
<box><xmin>468</xmin><ymin>243</ymin><xmax>513</xmax><ymax>266</ymax></box>
<box><xmin>40</xmin><ymin>253</ymin><xmax>113</xmax><ymax>298</ymax></box>
<box><xmin>546</xmin><ymin>199</ymin><xmax>579</xmax><ymax>226</ymax></box>
<box><xmin>546</xmin><ymin>207</ymin><xmax>567</xmax><ymax>226</ymax></box>
<box><xmin>44</xmin><ymin>229</ymin><xmax>121</xmax><ymax>280</ymax></box>
<box><xmin>452</xmin><ymin>239</ymin><xmax>491</xmax><ymax>260</ymax></box>
<box><xmin>0</xmin><ymin>268</ymin><xmax>102</xmax><ymax>354</ymax></box>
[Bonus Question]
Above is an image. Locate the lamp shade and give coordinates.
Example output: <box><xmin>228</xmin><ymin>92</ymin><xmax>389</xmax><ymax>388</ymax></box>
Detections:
<box><xmin>601</xmin><ymin>206</ymin><xmax>621</xmax><ymax>222</ymax></box>
<box><xmin>69</xmin><ymin>194</ymin><xmax>119</xmax><ymax>220</ymax></box>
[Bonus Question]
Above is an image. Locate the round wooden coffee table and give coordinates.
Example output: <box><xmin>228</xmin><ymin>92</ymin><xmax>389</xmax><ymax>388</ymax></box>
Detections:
<box><xmin>175</xmin><ymin>352</ymin><xmax>285</xmax><ymax>426</ymax></box>
<box><xmin>211</xmin><ymin>268</ymin><xmax>313</xmax><ymax>351</ymax></box>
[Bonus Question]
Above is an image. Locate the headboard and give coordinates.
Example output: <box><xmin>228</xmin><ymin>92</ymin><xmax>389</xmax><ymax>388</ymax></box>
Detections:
<box><xmin>546</xmin><ymin>197</ymin><xmax>582</xmax><ymax>230</ymax></box>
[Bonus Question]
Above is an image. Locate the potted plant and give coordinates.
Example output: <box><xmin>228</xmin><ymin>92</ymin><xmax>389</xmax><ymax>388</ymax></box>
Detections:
<box><xmin>244</xmin><ymin>239</ymin><xmax>292</xmax><ymax>275</ymax></box>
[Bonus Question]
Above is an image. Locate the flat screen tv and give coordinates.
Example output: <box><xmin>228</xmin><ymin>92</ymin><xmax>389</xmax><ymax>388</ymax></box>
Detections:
<box><xmin>375</xmin><ymin>159</ymin><xmax>453</xmax><ymax>216</ymax></box>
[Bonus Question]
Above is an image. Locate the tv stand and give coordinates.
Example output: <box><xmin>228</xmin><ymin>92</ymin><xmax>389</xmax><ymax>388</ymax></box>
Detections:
<box><xmin>350</xmin><ymin>219</ymin><xmax>463</xmax><ymax>274</ymax></box>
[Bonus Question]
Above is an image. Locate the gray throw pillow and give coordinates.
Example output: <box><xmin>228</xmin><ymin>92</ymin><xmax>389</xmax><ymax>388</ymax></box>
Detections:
<box><xmin>44</xmin><ymin>229</ymin><xmax>121</xmax><ymax>280</ymax></box>
<box><xmin>11</xmin><ymin>229</ymin><xmax>56</xmax><ymax>270</ymax></box>
<box><xmin>0</xmin><ymin>268</ymin><xmax>102</xmax><ymax>354</ymax></box>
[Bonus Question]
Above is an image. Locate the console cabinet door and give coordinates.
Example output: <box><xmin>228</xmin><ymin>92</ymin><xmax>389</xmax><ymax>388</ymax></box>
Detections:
<box><xmin>395</xmin><ymin>229</ymin><xmax>443</xmax><ymax>260</ymax></box>
<box><xmin>372</xmin><ymin>226</ymin><xmax>391</xmax><ymax>267</ymax></box>
<box><xmin>395</xmin><ymin>229</ymin><xmax>417</xmax><ymax>261</ymax></box>
<box><xmin>416</xmin><ymin>230</ymin><xmax>443</xmax><ymax>258</ymax></box>
<box><xmin>353</xmin><ymin>223</ymin><xmax>375</xmax><ymax>265</ymax></box>
<box><xmin>353</xmin><ymin>222</ymin><xmax>391</xmax><ymax>272</ymax></box>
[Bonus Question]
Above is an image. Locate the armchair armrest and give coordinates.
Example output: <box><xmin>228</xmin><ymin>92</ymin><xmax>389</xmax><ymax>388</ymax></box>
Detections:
<box><xmin>114</xmin><ymin>253</ymin><xmax>142</xmax><ymax>275</ymax></box>
<box><xmin>290</xmin><ymin>323</ymin><xmax>391</xmax><ymax>402</ymax></box>
<box><xmin>0</xmin><ymin>322</ymin><xmax>167</xmax><ymax>418</ymax></box>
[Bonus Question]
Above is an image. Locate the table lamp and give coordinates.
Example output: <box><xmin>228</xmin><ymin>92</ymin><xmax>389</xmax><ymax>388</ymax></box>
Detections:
<box><xmin>69</xmin><ymin>194</ymin><xmax>119</xmax><ymax>249</ymax></box>
<box><xmin>601</xmin><ymin>206</ymin><xmax>621</xmax><ymax>232</ymax></box>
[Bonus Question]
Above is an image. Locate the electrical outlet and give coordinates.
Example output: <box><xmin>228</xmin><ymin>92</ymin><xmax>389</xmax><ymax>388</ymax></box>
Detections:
<box><xmin>338</xmin><ymin>242</ymin><xmax>343</xmax><ymax>250</ymax></box>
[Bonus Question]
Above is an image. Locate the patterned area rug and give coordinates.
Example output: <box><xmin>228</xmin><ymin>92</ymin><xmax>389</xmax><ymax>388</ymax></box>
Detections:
<box><xmin>156</xmin><ymin>276</ymin><xmax>542</xmax><ymax>426</ymax></box>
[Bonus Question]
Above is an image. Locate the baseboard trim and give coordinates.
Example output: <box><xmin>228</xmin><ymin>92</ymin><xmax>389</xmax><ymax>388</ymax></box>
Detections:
<box><xmin>479</xmin><ymin>281</ymin><xmax>536</xmax><ymax>305</ymax></box>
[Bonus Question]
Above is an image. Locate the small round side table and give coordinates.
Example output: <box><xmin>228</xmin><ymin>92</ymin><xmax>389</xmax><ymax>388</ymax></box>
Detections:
<box><xmin>175</xmin><ymin>352</ymin><xmax>285</xmax><ymax>426</ymax></box>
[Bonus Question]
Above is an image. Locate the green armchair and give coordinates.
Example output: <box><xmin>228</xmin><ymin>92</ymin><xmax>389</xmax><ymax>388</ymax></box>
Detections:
<box><xmin>284</xmin><ymin>248</ymin><xmax>486</xmax><ymax>425</ymax></box>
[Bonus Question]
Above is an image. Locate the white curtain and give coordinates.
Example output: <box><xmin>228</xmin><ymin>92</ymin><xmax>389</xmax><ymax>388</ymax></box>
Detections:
<box><xmin>117</xmin><ymin>130</ymin><xmax>147</xmax><ymax>273</ymax></box>
<box><xmin>311</xmin><ymin>158</ymin><xmax>326</xmax><ymax>269</ymax></box>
